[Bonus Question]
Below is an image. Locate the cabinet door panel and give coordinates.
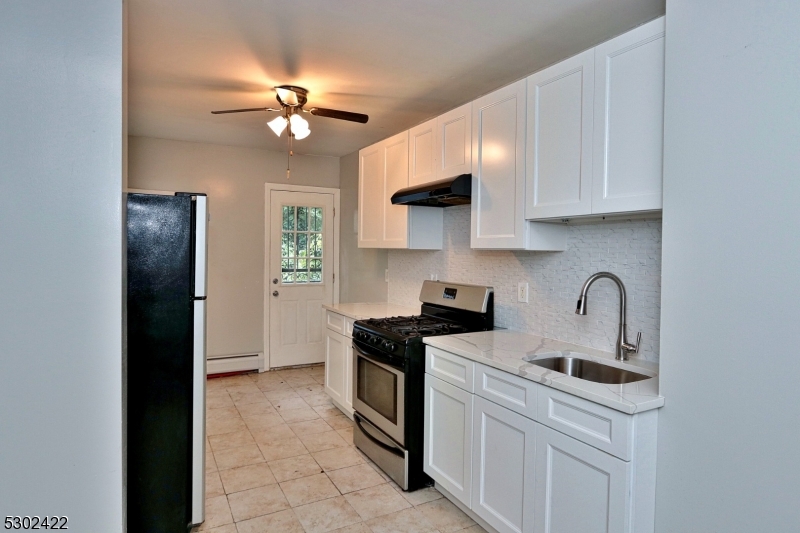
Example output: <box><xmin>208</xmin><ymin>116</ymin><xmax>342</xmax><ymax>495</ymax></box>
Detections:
<box><xmin>382</xmin><ymin>132</ymin><xmax>409</xmax><ymax>247</ymax></box>
<box><xmin>471</xmin><ymin>81</ymin><xmax>527</xmax><ymax>249</ymax></box>
<box><xmin>593</xmin><ymin>17</ymin><xmax>665</xmax><ymax>214</ymax></box>
<box><xmin>526</xmin><ymin>50</ymin><xmax>594</xmax><ymax>219</ymax></box>
<box><xmin>437</xmin><ymin>102</ymin><xmax>472</xmax><ymax>179</ymax></box>
<box><xmin>358</xmin><ymin>144</ymin><xmax>384</xmax><ymax>247</ymax></box>
<box><xmin>324</xmin><ymin>330</ymin><xmax>346</xmax><ymax>406</ymax></box>
<box><xmin>535</xmin><ymin>424</ymin><xmax>630</xmax><ymax>533</ymax></box>
<box><xmin>344</xmin><ymin>342</ymin><xmax>354</xmax><ymax>412</ymax></box>
<box><xmin>409</xmin><ymin>118</ymin><xmax>437</xmax><ymax>187</ymax></box>
<box><xmin>472</xmin><ymin>397</ymin><xmax>536</xmax><ymax>533</ymax></box>
<box><xmin>424</xmin><ymin>374</ymin><xmax>473</xmax><ymax>507</ymax></box>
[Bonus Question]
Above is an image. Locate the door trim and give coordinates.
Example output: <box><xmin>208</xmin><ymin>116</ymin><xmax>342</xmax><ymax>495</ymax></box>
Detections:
<box><xmin>264</xmin><ymin>183</ymin><xmax>340</xmax><ymax>371</ymax></box>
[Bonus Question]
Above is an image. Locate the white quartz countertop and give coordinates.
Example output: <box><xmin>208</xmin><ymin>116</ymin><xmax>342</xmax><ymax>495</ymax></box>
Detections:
<box><xmin>424</xmin><ymin>330</ymin><xmax>664</xmax><ymax>414</ymax></box>
<box><xmin>322</xmin><ymin>302</ymin><xmax>420</xmax><ymax>321</ymax></box>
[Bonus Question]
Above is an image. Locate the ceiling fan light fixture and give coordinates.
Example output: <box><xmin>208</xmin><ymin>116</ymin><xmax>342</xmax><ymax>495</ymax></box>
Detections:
<box><xmin>276</xmin><ymin>87</ymin><xmax>299</xmax><ymax>106</ymax></box>
<box><xmin>293</xmin><ymin>127</ymin><xmax>311</xmax><ymax>140</ymax></box>
<box><xmin>267</xmin><ymin>116</ymin><xmax>288</xmax><ymax>136</ymax></box>
<box><xmin>289</xmin><ymin>114</ymin><xmax>309</xmax><ymax>130</ymax></box>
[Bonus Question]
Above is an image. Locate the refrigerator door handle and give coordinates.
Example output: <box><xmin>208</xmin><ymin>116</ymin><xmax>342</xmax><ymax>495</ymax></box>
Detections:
<box><xmin>193</xmin><ymin>195</ymin><xmax>208</xmax><ymax>298</ymax></box>
<box><xmin>190</xmin><ymin>299</ymin><xmax>207</xmax><ymax>526</ymax></box>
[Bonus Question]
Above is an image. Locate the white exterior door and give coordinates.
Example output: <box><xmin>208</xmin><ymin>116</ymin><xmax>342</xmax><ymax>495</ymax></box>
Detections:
<box><xmin>534</xmin><ymin>424</ymin><xmax>631</xmax><ymax>533</ymax></box>
<box><xmin>472</xmin><ymin>396</ymin><xmax>537</xmax><ymax>533</ymax></box>
<box><xmin>526</xmin><ymin>49</ymin><xmax>595</xmax><ymax>220</ymax></box>
<box><xmin>269</xmin><ymin>190</ymin><xmax>335</xmax><ymax>368</ymax></box>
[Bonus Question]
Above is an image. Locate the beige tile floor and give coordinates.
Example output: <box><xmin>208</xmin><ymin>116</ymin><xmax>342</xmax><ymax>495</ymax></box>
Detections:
<box><xmin>195</xmin><ymin>365</ymin><xmax>487</xmax><ymax>533</ymax></box>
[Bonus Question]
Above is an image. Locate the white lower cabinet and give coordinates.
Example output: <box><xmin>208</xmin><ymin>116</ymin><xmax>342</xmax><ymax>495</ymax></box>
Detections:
<box><xmin>534</xmin><ymin>424</ymin><xmax>630</xmax><ymax>533</ymax></box>
<box><xmin>424</xmin><ymin>351</ymin><xmax>657</xmax><ymax>533</ymax></box>
<box><xmin>424</xmin><ymin>374</ymin><xmax>473</xmax><ymax>507</ymax></box>
<box><xmin>324</xmin><ymin>329</ymin><xmax>347</xmax><ymax>408</ymax></box>
<box><xmin>472</xmin><ymin>396</ymin><xmax>536</xmax><ymax>533</ymax></box>
<box><xmin>324</xmin><ymin>310</ymin><xmax>355</xmax><ymax>416</ymax></box>
<box><xmin>344</xmin><ymin>342</ymin><xmax>353</xmax><ymax>408</ymax></box>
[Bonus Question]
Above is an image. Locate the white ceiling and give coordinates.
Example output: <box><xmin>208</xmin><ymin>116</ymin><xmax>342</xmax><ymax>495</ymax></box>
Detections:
<box><xmin>129</xmin><ymin>0</ymin><xmax>665</xmax><ymax>157</ymax></box>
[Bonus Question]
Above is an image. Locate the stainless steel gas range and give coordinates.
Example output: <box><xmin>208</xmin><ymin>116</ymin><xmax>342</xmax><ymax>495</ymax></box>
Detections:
<box><xmin>351</xmin><ymin>281</ymin><xmax>494</xmax><ymax>491</ymax></box>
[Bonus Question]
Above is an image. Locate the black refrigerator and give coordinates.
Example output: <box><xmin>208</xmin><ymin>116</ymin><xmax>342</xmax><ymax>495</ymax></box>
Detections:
<box><xmin>127</xmin><ymin>192</ymin><xmax>208</xmax><ymax>531</ymax></box>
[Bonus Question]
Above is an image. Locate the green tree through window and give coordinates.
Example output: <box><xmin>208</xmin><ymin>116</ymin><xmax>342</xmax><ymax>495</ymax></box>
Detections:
<box><xmin>281</xmin><ymin>205</ymin><xmax>323</xmax><ymax>283</ymax></box>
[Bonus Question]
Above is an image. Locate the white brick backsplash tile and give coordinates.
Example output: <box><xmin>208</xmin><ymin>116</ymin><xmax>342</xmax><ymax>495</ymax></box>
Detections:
<box><xmin>387</xmin><ymin>206</ymin><xmax>662</xmax><ymax>362</ymax></box>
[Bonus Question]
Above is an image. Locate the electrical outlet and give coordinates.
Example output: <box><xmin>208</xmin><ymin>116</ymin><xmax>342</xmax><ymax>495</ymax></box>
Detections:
<box><xmin>517</xmin><ymin>282</ymin><xmax>529</xmax><ymax>303</ymax></box>
<box><xmin>430</xmin><ymin>273</ymin><xmax>438</xmax><ymax>281</ymax></box>
<box><xmin>385</xmin><ymin>269</ymin><xmax>389</xmax><ymax>282</ymax></box>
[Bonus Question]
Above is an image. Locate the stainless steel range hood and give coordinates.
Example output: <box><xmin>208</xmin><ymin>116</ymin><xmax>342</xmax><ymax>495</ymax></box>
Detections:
<box><xmin>390</xmin><ymin>174</ymin><xmax>471</xmax><ymax>207</ymax></box>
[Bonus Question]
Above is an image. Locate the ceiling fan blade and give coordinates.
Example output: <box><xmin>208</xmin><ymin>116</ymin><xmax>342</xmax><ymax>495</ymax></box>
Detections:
<box><xmin>210</xmin><ymin>107</ymin><xmax>279</xmax><ymax>114</ymax></box>
<box><xmin>309</xmin><ymin>107</ymin><xmax>369</xmax><ymax>124</ymax></box>
<box><xmin>275</xmin><ymin>87</ymin><xmax>299</xmax><ymax>106</ymax></box>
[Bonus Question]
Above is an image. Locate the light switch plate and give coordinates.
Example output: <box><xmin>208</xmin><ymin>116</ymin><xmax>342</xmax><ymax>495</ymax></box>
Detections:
<box><xmin>517</xmin><ymin>282</ymin><xmax>529</xmax><ymax>303</ymax></box>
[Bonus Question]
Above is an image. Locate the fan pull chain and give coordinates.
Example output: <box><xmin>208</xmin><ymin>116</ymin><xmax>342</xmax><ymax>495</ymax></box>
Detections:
<box><xmin>286</xmin><ymin>126</ymin><xmax>293</xmax><ymax>180</ymax></box>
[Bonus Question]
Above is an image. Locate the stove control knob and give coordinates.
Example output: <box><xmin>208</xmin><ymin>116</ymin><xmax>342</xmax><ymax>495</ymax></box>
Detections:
<box><xmin>355</xmin><ymin>331</ymin><xmax>366</xmax><ymax>341</ymax></box>
<box><xmin>368</xmin><ymin>335</ymin><xmax>380</xmax><ymax>345</ymax></box>
<box><xmin>382</xmin><ymin>341</ymin><xmax>396</xmax><ymax>352</ymax></box>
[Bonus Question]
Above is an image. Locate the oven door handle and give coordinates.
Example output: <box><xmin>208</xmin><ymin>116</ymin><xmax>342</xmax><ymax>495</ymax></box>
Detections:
<box><xmin>353</xmin><ymin>340</ymin><xmax>403</xmax><ymax>370</ymax></box>
<box><xmin>355</xmin><ymin>414</ymin><xmax>404</xmax><ymax>457</ymax></box>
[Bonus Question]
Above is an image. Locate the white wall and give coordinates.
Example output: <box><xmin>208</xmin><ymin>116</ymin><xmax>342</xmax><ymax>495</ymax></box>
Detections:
<box><xmin>389</xmin><ymin>208</ymin><xmax>662</xmax><ymax>361</ymax></box>
<box><xmin>339</xmin><ymin>151</ymin><xmax>389</xmax><ymax>303</ymax></box>
<box><xmin>0</xmin><ymin>2</ymin><xmax>124</xmax><ymax>531</ymax></box>
<box><xmin>128</xmin><ymin>136</ymin><xmax>339</xmax><ymax>357</ymax></box>
<box><xmin>655</xmin><ymin>1</ymin><xmax>800</xmax><ymax>530</ymax></box>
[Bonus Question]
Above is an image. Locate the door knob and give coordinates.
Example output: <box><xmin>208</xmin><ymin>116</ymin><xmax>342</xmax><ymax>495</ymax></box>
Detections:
<box><xmin>272</xmin><ymin>278</ymin><xmax>278</xmax><ymax>284</ymax></box>
<box><xmin>272</xmin><ymin>290</ymin><xmax>279</xmax><ymax>297</ymax></box>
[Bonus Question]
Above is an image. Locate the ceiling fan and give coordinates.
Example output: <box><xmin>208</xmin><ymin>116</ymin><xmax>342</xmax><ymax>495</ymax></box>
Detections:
<box><xmin>212</xmin><ymin>85</ymin><xmax>368</xmax><ymax>179</ymax></box>
<box><xmin>211</xmin><ymin>85</ymin><xmax>369</xmax><ymax>141</ymax></box>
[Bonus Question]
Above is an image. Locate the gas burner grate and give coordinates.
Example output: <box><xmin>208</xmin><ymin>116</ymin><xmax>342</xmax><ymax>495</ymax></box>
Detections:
<box><xmin>363</xmin><ymin>316</ymin><xmax>469</xmax><ymax>338</ymax></box>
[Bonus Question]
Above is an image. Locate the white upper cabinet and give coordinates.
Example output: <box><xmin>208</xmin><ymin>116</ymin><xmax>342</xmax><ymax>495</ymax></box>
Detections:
<box><xmin>358</xmin><ymin>142</ymin><xmax>384</xmax><ymax>247</ymax></box>
<box><xmin>358</xmin><ymin>131</ymin><xmax>443</xmax><ymax>249</ymax></box>
<box><xmin>408</xmin><ymin>118</ymin><xmax>437</xmax><ymax>187</ymax></box>
<box><xmin>471</xmin><ymin>81</ymin><xmax>527</xmax><ymax>249</ymax></box>
<box><xmin>472</xmin><ymin>81</ymin><xmax>567</xmax><ymax>250</ymax></box>
<box><xmin>436</xmin><ymin>102</ymin><xmax>472</xmax><ymax>179</ymax></box>
<box><xmin>382</xmin><ymin>132</ymin><xmax>411</xmax><ymax>247</ymax></box>
<box><xmin>592</xmin><ymin>17</ymin><xmax>665</xmax><ymax>215</ymax></box>
<box><xmin>524</xmin><ymin>16</ymin><xmax>665</xmax><ymax>220</ymax></box>
<box><xmin>408</xmin><ymin>102</ymin><xmax>472</xmax><ymax>188</ymax></box>
<box><xmin>526</xmin><ymin>50</ymin><xmax>595</xmax><ymax>219</ymax></box>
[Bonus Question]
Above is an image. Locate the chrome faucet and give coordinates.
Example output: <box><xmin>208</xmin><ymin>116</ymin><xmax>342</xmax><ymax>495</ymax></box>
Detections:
<box><xmin>576</xmin><ymin>272</ymin><xmax>641</xmax><ymax>361</ymax></box>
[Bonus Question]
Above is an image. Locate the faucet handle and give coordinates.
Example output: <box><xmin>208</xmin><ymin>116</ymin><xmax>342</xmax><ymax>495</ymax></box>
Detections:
<box><xmin>622</xmin><ymin>332</ymin><xmax>642</xmax><ymax>355</ymax></box>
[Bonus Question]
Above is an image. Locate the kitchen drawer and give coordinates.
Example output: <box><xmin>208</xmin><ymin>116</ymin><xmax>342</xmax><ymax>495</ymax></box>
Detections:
<box><xmin>326</xmin><ymin>311</ymin><xmax>346</xmax><ymax>335</ymax></box>
<box><xmin>426</xmin><ymin>347</ymin><xmax>474</xmax><ymax>393</ymax></box>
<box><xmin>475</xmin><ymin>363</ymin><xmax>539</xmax><ymax>419</ymax></box>
<box><xmin>344</xmin><ymin>317</ymin><xmax>356</xmax><ymax>338</ymax></box>
<box><xmin>537</xmin><ymin>386</ymin><xmax>633</xmax><ymax>460</ymax></box>
<box><xmin>326</xmin><ymin>311</ymin><xmax>357</xmax><ymax>338</ymax></box>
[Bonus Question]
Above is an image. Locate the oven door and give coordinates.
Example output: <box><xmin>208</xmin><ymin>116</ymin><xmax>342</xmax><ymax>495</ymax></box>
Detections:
<box><xmin>352</xmin><ymin>343</ymin><xmax>405</xmax><ymax>446</ymax></box>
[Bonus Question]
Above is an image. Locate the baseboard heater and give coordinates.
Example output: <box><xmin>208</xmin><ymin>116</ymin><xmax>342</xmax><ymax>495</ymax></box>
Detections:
<box><xmin>207</xmin><ymin>352</ymin><xmax>263</xmax><ymax>375</ymax></box>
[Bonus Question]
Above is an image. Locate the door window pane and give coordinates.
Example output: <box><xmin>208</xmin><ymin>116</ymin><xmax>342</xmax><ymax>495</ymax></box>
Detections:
<box><xmin>280</xmin><ymin>204</ymin><xmax>323</xmax><ymax>284</ymax></box>
<box><xmin>282</xmin><ymin>206</ymin><xmax>295</xmax><ymax>230</ymax></box>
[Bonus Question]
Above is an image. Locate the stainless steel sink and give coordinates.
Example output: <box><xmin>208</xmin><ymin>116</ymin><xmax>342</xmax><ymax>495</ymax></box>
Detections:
<box><xmin>523</xmin><ymin>356</ymin><xmax>650</xmax><ymax>384</ymax></box>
